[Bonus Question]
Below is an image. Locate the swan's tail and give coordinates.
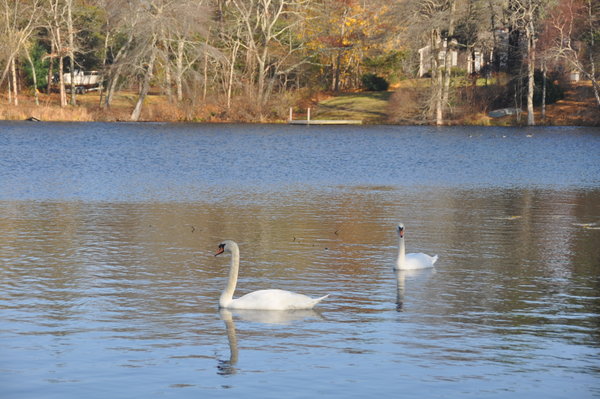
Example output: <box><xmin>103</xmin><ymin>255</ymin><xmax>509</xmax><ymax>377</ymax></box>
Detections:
<box><xmin>431</xmin><ymin>255</ymin><xmax>439</xmax><ymax>265</ymax></box>
<box><xmin>311</xmin><ymin>294</ymin><xmax>330</xmax><ymax>307</ymax></box>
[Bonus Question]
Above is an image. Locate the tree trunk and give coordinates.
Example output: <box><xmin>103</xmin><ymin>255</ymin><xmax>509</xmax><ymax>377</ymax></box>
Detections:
<box><xmin>7</xmin><ymin>76</ymin><xmax>12</xmax><ymax>104</ymax></box>
<box><xmin>105</xmin><ymin>67</ymin><xmax>121</xmax><ymax>108</ymax></box>
<box><xmin>526</xmin><ymin>18</ymin><xmax>535</xmax><ymax>126</ymax></box>
<box><xmin>164</xmin><ymin>55</ymin><xmax>173</xmax><ymax>103</ymax></box>
<box><xmin>591</xmin><ymin>80</ymin><xmax>600</xmax><ymax>109</ymax></box>
<box><xmin>203</xmin><ymin>50</ymin><xmax>209</xmax><ymax>102</ymax></box>
<box><xmin>256</xmin><ymin>50</ymin><xmax>267</xmax><ymax>105</ymax></box>
<box><xmin>131</xmin><ymin>44</ymin><xmax>157</xmax><ymax>121</ymax></box>
<box><xmin>333</xmin><ymin>52</ymin><xmax>342</xmax><ymax>92</ymax></box>
<box><xmin>10</xmin><ymin>57</ymin><xmax>18</xmax><ymax>106</ymax></box>
<box><xmin>54</xmin><ymin>19</ymin><xmax>68</xmax><ymax>108</ymax></box>
<box><xmin>435</xmin><ymin>71</ymin><xmax>443</xmax><ymax>125</ymax></box>
<box><xmin>58</xmin><ymin>55</ymin><xmax>67</xmax><ymax>107</ymax></box>
<box><xmin>47</xmin><ymin>51</ymin><xmax>54</xmax><ymax>94</ymax></box>
<box><xmin>227</xmin><ymin>40</ymin><xmax>240</xmax><ymax>110</ymax></box>
<box><xmin>176</xmin><ymin>38</ymin><xmax>184</xmax><ymax>102</ymax></box>
<box><xmin>541</xmin><ymin>59</ymin><xmax>546</xmax><ymax>121</ymax></box>
<box><xmin>47</xmin><ymin>39</ymin><xmax>55</xmax><ymax>95</ymax></box>
<box><xmin>25</xmin><ymin>49</ymin><xmax>39</xmax><ymax>106</ymax></box>
<box><xmin>440</xmin><ymin>0</ymin><xmax>457</xmax><ymax>124</ymax></box>
<box><xmin>98</xmin><ymin>28</ymin><xmax>110</xmax><ymax>106</ymax></box>
<box><xmin>67</xmin><ymin>0</ymin><xmax>76</xmax><ymax>106</ymax></box>
<box><xmin>430</xmin><ymin>30</ymin><xmax>443</xmax><ymax>125</ymax></box>
<box><xmin>104</xmin><ymin>31</ymin><xmax>134</xmax><ymax>108</ymax></box>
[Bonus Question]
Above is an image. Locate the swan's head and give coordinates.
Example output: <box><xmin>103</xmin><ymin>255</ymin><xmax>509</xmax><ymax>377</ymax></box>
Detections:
<box><xmin>397</xmin><ymin>223</ymin><xmax>405</xmax><ymax>238</ymax></box>
<box><xmin>215</xmin><ymin>240</ymin><xmax>238</xmax><ymax>256</ymax></box>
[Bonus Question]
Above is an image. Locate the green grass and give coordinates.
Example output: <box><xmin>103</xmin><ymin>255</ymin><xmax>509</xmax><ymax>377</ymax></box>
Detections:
<box><xmin>313</xmin><ymin>91</ymin><xmax>392</xmax><ymax>123</ymax></box>
<box><xmin>310</xmin><ymin>77</ymin><xmax>507</xmax><ymax>124</ymax></box>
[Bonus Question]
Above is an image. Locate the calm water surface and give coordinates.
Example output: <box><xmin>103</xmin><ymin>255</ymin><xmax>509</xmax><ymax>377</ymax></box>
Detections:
<box><xmin>1</xmin><ymin>122</ymin><xmax>599</xmax><ymax>398</ymax></box>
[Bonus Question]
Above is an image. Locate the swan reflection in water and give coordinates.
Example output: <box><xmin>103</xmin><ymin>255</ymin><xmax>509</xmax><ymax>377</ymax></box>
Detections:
<box><xmin>218</xmin><ymin>309</ymin><xmax>239</xmax><ymax>375</ymax></box>
<box><xmin>217</xmin><ymin>308</ymin><xmax>323</xmax><ymax>375</ymax></box>
<box><xmin>395</xmin><ymin>268</ymin><xmax>435</xmax><ymax>311</ymax></box>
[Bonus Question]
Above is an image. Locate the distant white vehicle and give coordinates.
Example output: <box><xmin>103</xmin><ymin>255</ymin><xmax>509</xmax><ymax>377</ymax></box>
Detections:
<box><xmin>54</xmin><ymin>70</ymin><xmax>102</xmax><ymax>94</ymax></box>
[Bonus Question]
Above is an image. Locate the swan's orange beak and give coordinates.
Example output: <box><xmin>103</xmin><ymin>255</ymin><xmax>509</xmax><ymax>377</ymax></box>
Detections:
<box><xmin>215</xmin><ymin>247</ymin><xmax>225</xmax><ymax>256</ymax></box>
<box><xmin>398</xmin><ymin>229</ymin><xmax>404</xmax><ymax>238</ymax></box>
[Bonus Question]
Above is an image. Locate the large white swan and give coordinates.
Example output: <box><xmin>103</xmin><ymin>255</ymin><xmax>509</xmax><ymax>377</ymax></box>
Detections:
<box><xmin>394</xmin><ymin>223</ymin><xmax>438</xmax><ymax>270</ymax></box>
<box><xmin>215</xmin><ymin>240</ymin><xmax>329</xmax><ymax>310</ymax></box>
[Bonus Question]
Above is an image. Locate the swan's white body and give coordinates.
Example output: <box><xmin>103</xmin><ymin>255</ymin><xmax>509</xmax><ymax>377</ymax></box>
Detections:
<box><xmin>215</xmin><ymin>240</ymin><xmax>329</xmax><ymax>310</ymax></box>
<box><xmin>394</xmin><ymin>223</ymin><xmax>438</xmax><ymax>270</ymax></box>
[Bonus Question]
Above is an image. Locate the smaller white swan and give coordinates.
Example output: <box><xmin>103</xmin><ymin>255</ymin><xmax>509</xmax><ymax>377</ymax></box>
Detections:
<box><xmin>394</xmin><ymin>223</ymin><xmax>438</xmax><ymax>270</ymax></box>
<box><xmin>215</xmin><ymin>240</ymin><xmax>329</xmax><ymax>310</ymax></box>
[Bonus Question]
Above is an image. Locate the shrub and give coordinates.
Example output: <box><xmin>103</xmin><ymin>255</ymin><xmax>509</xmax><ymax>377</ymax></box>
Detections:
<box><xmin>533</xmin><ymin>70</ymin><xmax>564</xmax><ymax>105</ymax></box>
<box><xmin>450</xmin><ymin>67</ymin><xmax>468</xmax><ymax>76</ymax></box>
<box><xmin>361</xmin><ymin>73</ymin><xmax>389</xmax><ymax>91</ymax></box>
<box><xmin>363</xmin><ymin>50</ymin><xmax>408</xmax><ymax>83</ymax></box>
<box><xmin>22</xmin><ymin>42</ymin><xmax>48</xmax><ymax>90</ymax></box>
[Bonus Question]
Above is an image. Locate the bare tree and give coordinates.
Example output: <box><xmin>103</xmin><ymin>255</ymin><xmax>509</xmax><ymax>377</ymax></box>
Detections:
<box><xmin>46</xmin><ymin>0</ymin><xmax>69</xmax><ymax>107</ymax></box>
<box><xmin>24</xmin><ymin>41</ymin><xmax>40</xmax><ymax>105</ymax></box>
<box><xmin>543</xmin><ymin>0</ymin><xmax>600</xmax><ymax>108</ymax></box>
<box><xmin>0</xmin><ymin>0</ymin><xmax>42</xmax><ymax>105</ymax></box>
<box><xmin>130</xmin><ymin>32</ymin><xmax>158</xmax><ymax>121</ymax></box>
<box><xmin>223</xmin><ymin>0</ymin><xmax>309</xmax><ymax>109</ymax></box>
<box><xmin>65</xmin><ymin>0</ymin><xmax>77</xmax><ymax>105</ymax></box>
<box><xmin>398</xmin><ymin>0</ymin><xmax>460</xmax><ymax>124</ymax></box>
<box><xmin>128</xmin><ymin>1</ymin><xmax>161</xmax><ymax>122</ymax></box>
<box><xmin>95</xmin><ymin>0</ymin><xmax>212</xmax><ymax>120</ymax></box>
<box><xmin>440</xmin><ymin>0</ymin><xmax>457</xmax><ymax>125</ymax></box>
<box><xmin>161</xmin><ymin>0</ymin><xmax>210</xmax><ymax>103</ymax></box>
<box><xmin>510</xmin><ymin>0</ymin><xmax>545</xmax><ymax>126</ymax></box>
<box><xmin>217</xmin><ymin>21</ymin><xmax>243</xmax><ymax>110</ymax></box>
<box><xmin>93</xmin><ymin>0</ymin><xmax>153</xmax><ymax>117</ymax></box>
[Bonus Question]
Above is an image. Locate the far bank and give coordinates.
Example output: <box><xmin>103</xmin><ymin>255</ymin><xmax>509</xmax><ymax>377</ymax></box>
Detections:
<box><xmin>1</xmin><ymin>81</ymin><xmax>598</xmax><ymax>127</ymax></box>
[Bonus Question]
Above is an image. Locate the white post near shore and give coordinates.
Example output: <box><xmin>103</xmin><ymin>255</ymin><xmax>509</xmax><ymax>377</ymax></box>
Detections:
<box><xmin>287</xmin><ymin>107</ymin><xmax>361</xmax><ymax>125</ymax></box>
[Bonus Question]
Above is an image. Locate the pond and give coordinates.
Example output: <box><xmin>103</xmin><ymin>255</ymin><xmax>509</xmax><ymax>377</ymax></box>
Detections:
<box><xmin>1</xmin><ymin>122</ymin><xmax>599</xmax><ymax>398</ymax></box>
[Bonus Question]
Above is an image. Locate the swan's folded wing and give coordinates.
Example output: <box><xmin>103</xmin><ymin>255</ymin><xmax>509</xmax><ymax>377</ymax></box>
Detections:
<box><xmin>403</xmin><ymin>253</ymin><xmax>437</xmax><ymax>269</ymax></box>
<box><xmin>231</xmin><ymin>289</ymin><xmax>327</xmax><ymax>310</ymax></box>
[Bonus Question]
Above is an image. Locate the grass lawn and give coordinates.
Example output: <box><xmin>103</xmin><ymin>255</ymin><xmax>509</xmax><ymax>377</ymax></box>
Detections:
<box><xmin>312</xmin><ymin>91</ymin><xmax>392</xmax><ymax>123</ymax></box>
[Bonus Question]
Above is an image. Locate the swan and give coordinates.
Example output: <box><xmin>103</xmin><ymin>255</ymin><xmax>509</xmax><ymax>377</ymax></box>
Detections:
<box><xmin>394</xmin><ymin>223</ymin><xmax>438</xmax><ymax>270</ymax></box>
<box><xmin>215</xmin><ymin>240</ymin><xmax>329</xmax><ymax>310</ymax></box>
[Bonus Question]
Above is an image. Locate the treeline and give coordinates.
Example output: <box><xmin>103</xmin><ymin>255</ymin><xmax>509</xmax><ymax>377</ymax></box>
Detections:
<box><xmin>1</xmin><ymin>0</ymin><xmax>599</xmax><ymax>124</ymax></box>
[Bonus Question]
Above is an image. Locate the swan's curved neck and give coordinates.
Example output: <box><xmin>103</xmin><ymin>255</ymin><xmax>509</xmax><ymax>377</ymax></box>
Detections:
<box><xmin>220</xmin><ymin>246</ymin><xmax>240</xmax><ymax>308</ymax></box>
<box><xmin>396</xmin><ymin>235</ymin><xmax>406</xmax><ymax>268</ymax></box>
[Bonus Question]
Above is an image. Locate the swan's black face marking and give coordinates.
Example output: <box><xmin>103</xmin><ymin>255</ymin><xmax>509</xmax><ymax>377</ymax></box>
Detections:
<box><xmin>215</xmin><ymin>243</ymin><xmax>226</xmax><ymax>256</ymax></box>
<box><xmin>397</xmin><ymin>225</ymin><xmax>404</xmax><ymax>238</ymax></box>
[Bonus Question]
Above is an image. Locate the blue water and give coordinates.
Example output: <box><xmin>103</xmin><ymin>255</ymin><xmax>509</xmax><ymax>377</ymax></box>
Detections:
<box><xmin>0</xmin><ymin>123</ymin><xmax>598</xmax><ymax>202</ymax></box>
<box><xmin>0</xmin><ymin>122</ymin><xmax>599</xmax><ymax>398</ymax></box>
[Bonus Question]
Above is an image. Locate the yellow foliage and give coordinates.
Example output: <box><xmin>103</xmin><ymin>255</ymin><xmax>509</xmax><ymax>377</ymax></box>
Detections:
<box><xmin>301</xmin><ymin>1</ymin><xmax>398</xmax><ymax>89</ymax></box>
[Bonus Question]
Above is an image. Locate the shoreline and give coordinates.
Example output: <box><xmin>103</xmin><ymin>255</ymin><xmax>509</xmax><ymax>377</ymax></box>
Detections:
<box><xmin>4</xmin><ymin>118</ymin><xmax>598</xmax><ymax>128</ymax></box>
<box><xmin>1</xmin><ymin>84</ymin><xmax>598</xmax><ymax>127</ymax></box>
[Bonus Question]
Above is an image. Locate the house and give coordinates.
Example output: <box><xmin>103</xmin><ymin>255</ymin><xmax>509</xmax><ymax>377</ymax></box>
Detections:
<box><xmin>418</xmin><ymin>38</ymin><xmax>458</xmax><ymax>77</ymax></box>
<box><xmin>418</xmin><ymin>38</ymin><xmax>487</xmax><ymax>77</ymax></box>
<box><xmin>417</xmin><ymin>28</ymin><xmax>510</xmax><ymax>77</ymax></box>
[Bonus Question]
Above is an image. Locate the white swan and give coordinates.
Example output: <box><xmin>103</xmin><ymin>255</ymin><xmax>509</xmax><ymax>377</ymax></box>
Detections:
<box><xmin>394</xmin><ymin>223</ymin><xmax>438</xmax><ymax>270</ymax></box>
<box><xmin>215</xmin><ymin>240</ymin><xmax>329</xmax><ymax>310</ymax></box>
